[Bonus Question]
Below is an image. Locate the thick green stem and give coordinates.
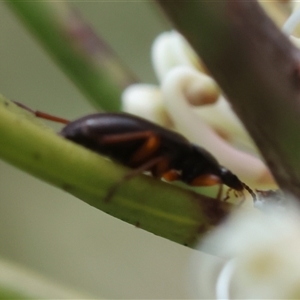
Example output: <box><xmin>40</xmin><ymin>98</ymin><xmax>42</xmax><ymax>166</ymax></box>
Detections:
<box><xmin>156</xmin><ymin>1</ymin><xmax>300</xmax><ymax>199</ymax></box>
<box><xmin>0</xmin><ymin>95</ymin><xmax>232</xmax><ymax>250</ymax></box>
<box><xmin>7</xmin><ymin>1</ymin><xmax>136</xmax><ymax>111</ymax></box>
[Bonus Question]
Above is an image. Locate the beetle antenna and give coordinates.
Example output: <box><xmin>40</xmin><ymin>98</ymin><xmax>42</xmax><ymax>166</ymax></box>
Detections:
<box><xmin>14</xmin><ymin>101</ymin><xmax>70</xmax><ymax>124</ymax></box>
<box><xmin>222</xmin><ymin>188</ymin><xmax>232</xmax><ymax>202</ymax></box>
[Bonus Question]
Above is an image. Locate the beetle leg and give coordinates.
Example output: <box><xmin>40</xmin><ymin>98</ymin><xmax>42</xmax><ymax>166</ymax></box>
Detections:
<box><xmin>189</xmin><ymin>175</ymin><xmax>227</xmax><ymax>201</ymax></box>
<box><xmin>130</xmin><ymin>135</ymin><xmax>160</xmax><ymax>164</ymax></box>
<box><xmin>103</xmin><ymin>156</ymin><xmax>166</xmax><ymax>202</ymax></box>
<box><xmin>123</xmin><ymin>156</ymin><xmax>167</xmax><ymax>180</ymax></box>
<box><xmin>98</xmin><ymin>131</ymin><xmax>160</xmax><ymax>163</ymax></box>
<box><xmin>223</xmin><ymin>188</ymin><xmax>232</xmax><ymax>202</ymax></box>
<box><xmin>150</xmin><ymin>157</ymin><xmax>170</xmax><ymax>178</ymax></box>
<box><xmin>216</xmin><ymin>184</ymin><xmax>224</xmax><ymax>201</ymax></box>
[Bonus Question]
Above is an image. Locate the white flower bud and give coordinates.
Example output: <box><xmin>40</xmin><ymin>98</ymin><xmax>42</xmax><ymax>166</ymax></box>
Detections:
<box><xmin>122</xmin><ymin>84</ymin><xmax>171</xmax><ymax>127</ymax></box>
<box><xmin>151</xmin><ymin>31</ymin><xmax>206</xmax><ymax>81</ymax></box>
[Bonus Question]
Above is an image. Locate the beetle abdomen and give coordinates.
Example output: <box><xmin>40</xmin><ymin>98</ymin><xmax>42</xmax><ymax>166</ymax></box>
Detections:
<box><xmin>60</xmin><ymin>113</ymin><xmax>190</xmax><ymax>166</ymax></box>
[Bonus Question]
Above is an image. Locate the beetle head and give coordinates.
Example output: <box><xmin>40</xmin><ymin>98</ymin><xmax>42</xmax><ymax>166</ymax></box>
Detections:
<box><xmin>219</xmin><ymin>167</ymin><xmax>244</xmax><ymax>191</ymax></box>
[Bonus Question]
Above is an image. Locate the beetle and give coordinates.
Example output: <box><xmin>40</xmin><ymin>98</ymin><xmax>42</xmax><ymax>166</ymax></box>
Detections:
<box><xmin>59</xmin><ymin>113</ymin><xmax>255</xmax><ymax>200</ymax></box>
<box><xmin>14</xmin><ymin>102</ymin><xmax>256</xmax><ymax>201</ymax></box>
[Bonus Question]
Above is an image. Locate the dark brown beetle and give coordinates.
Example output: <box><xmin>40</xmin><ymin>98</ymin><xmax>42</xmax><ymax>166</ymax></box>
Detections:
<box><xmin>59</xmin><ymin>113</ymin><xmax>255</xmax><ymax>200</ymax></box>
<box><xmin>15</xmin><ymin>102</ymin><xmax>255</xmax><ymax>200</ymax></box>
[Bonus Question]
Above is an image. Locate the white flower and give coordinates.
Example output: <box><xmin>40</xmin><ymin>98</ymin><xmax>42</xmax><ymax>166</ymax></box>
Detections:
<box><xmin>151</xmin><ymin>30</ymin><xmax>207</xmax><ymax>81</ymax></box>
<box><xmin>191</xmin><ymin>198</ymin><xmax>300</xmax><ymax>299</ymax></box>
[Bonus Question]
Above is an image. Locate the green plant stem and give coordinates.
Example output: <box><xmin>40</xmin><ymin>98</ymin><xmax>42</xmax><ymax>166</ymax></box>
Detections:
<box><xmin>156</xmin><ymin>1</ymin><xmax>300</xmax><ymax>199</ymax></box>
<box><xmin>7</xmin><ymin>1</ymin><xmax>136</xmax><ymax>111</ymax></box>
<box><xmin>0</xmin><ymin>95</ymin><xmax>232</xmax><ymax>250</ymax></box>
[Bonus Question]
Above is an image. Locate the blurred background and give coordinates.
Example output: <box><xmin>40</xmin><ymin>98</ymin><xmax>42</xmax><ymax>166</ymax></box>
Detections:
<box><xmin>0</xmin><ymin>2</ymin><xmax>216</xmax><ymax>298</ymax></box>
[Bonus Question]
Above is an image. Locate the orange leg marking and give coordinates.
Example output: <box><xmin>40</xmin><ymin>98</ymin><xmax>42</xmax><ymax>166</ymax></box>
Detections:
<box><xmin>98</xmin><ymin>131</ymin><xmax>160</xmax><ymax>164</ymax></box>
<box><xmin>131</xmin><ymin>135</ymin><xmax>160</xmax><ymax>164</ymax></box>
<box><xmin>190</xmin><ymin>174</ymin><xmax>221</xmax><ymax>187</ymax></box>
<box><xmin>99</xmin><ymin>131</ymin><xmax>153</xmax><ymax>144</ymax></box>
<box><xmin>162</xmin><ymin>170</ymin><xmax>180</xmax><ymax>182</ymax></box>
<box><xmin>190</xmin><ymin>175</ymin><xmax>226</xmax><ymax>201</ymax></box>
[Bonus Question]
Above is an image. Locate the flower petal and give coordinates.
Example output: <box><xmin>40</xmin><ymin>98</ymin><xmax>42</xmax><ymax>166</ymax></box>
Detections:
<box><xmin>151</xmin><ymin>31</ymin><xmax>206</xmax><ymax>81</ymax></box>
<box><xmin>122</xmin><ymin>84</ymin><xmax>171</xmax><ymax>127</ymax></box>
